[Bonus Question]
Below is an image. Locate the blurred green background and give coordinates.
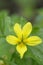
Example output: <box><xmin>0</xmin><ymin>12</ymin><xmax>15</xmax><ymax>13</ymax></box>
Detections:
<box><xmin>0</xmin><ymin>0</ymin><xmax>43</xmax><ymax>65</ymax></box>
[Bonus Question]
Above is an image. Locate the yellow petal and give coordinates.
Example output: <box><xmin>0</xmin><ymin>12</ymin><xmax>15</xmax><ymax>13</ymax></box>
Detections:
<box><xmin>14</xmin><ymin>23</ymin><xmax>22</xmax><ymax>39</ymax></box>
<box><xmin>24</xmin><ymin>36</ymin><xmax>42</xmax><ymax>46</ymax></box>
<box><xmin>22</xmin><ymin>22</ymin><xmax>32</xmax><ymax>39</ymax></box>
<box><xmin>16</xmin><ymin>43</ymin><xmax>27</xmax><ymax>59</ymax></box>
<box><xmin>6</xmin><ymin>35</ymin><xmax>20</xmax><ymax>45</ymax></box>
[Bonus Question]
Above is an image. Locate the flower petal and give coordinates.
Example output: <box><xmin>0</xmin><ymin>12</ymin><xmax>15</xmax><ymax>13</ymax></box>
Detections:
<box><xmin>22</xmin><ymin>22</ymin><xmax>32</xmax><ymax>39</ymax></box>
<box><xmin>16</xmin><ymin>43</ymin><xmax>27</xmax><ymax>58</ymax></box>
<box><xmin>24</xmin><ymin>36</ymin><xmax>42</xmax><ymax>46</ymax></box>
<box><xmin>14</xmin><ymin>23</ymin><xmax>22</xmax><ymax>39</ymax></box>
<box><xmin>6</xmin><ymin>35</ymin><xmax>20</xmax><ymax>45</ymax></box>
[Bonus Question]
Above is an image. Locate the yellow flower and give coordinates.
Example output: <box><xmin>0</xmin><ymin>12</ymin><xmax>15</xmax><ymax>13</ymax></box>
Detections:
<box><xmin>6</xmin><ymin>22</ymin><xmax>42</xmax><ymax>58</ymax></box>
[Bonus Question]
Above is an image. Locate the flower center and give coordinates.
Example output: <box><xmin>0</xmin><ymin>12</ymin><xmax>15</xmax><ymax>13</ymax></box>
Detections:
<box><xmin>19</xmin><ymin>35</ymin><xmax>25</xmax><ymax>44</ymax></box>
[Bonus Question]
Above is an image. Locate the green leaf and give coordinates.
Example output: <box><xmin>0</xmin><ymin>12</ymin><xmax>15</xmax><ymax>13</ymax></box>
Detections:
<box><xmin>10</xmin><ymin>52</ymin><xmax>38</xmax><ymax>65</ymax></box>
<box><xmin>0</xmin><ymin>11</ymin><xmax>16</xmax><ymax>61</ymax></box>
<box><xmin>0</xmin><ymin>38</ymin><xmax>15</xmax><ymax>61</ymax></box>
<box><xmin>0</xmin><ymin>11</ymin><xmax>43</xmax><ymax>65</ymax></box>
<box><xmin>25</xmin><ymin>14</ymin><xmax>43</xmax><ymax>65</ymax></box>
